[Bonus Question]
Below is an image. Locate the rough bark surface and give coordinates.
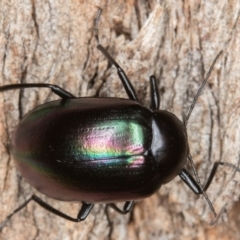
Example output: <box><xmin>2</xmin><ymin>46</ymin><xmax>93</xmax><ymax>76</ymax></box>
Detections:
<box><xmin>0</xmin><ymin>1</ymin><xmax>240</xmax><ymax>239</ymax></box>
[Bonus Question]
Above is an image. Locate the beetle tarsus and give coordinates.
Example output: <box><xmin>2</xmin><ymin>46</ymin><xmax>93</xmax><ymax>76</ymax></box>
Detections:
<box><xmin>32</xmin><ymin>195</ymin><xmax>94</xmax><ymax>222</ymax></box>
<box><xmin>0</xmin><ymin>197</ymin><xmax>32</xmax><ymax>232</ymax></box>
<box><xmin>203</xmin><ymin>161</ymin><xmax>240</xmax><ymax>192</ymax></box>
<box><xmin>0</xmin><ymin>195</ymin><xmax>94</xmax><ymax>229</ymax></box>
<box><xmin>0</xmin><ymin>83</ymin><xmax>75</xmax><ymax>99</ymax></box>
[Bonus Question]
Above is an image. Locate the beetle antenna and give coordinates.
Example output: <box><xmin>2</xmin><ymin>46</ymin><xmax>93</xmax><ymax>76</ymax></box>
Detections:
<box><xmin>184</xmin><ymin>51</ymin><xmax>223</xmax><ymax>126</ymax></box>
<box><xmin>94</xmin><ymin>8</ymin><xmax>102</xmax><ymax>45</ymax></box>
<box><xmin>184</xmin><ymin>51</ymin><xmax>223</xmax><ymax>218</ymax></box>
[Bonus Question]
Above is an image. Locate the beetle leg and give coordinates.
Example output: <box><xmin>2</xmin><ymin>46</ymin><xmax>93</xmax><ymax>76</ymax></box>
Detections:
<box><xmin>0</xmin><ymin>83</ymin><xmax>75</xmax><ymax>99</ymax></box>
<box><xmin>202</xmin><ymin>161</ymin><xmax>240</xmax><ymax>191</ymax></box>
<box><xmin>108</xmin><ymin>201</ymin><xmax>134</xmax><ymax>215</ymax></box>
<box><xmin>0</xmin><ymin>195</ymin><xmax>93</xmax><ymax>229</ymax></box>
<box><xmin>179</xmin><ymin>168</ymin><xmax>202</xmax><ymax>194</ymax></box>
<box><xmin>77</xmin><ymin>202</ymin><xmax>94</xmax><ymax>221</ymax></box>
<box><xmin>31</xmin><ymin>195</ymin><xmax>94</xmax><ymax>222</ymax></box>
<box><xmin>180</xmin><ymin>161</ymin><xmax>240</xmax><ymax>193</ymax></box>
<box><xmin>179</xmin><ymin>162</ymin><xmax>240</xmax><ymax>218</ymax></box>
<box><xmin>94</xmin><ymin>9</ymin><xmax>138</xmax><ymax>102</ymax></box>
<box><xmin>149</xmin><ymin>75</ymin><xmax>160</xmax><ymax>110</ymax></box>
<box><xmin>179</xmin><ymin>167</ymin><xmax>218</xmax><ymax>217</ymax></box>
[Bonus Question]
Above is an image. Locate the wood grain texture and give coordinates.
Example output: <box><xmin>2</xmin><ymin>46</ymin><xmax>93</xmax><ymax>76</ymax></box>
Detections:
<box><xmin>0</xmin><ymin>0</ymin><xmax>240</xmax><ymax>239</ymax></box>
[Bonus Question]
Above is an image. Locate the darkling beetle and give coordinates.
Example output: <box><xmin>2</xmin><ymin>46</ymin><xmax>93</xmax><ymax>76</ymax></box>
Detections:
<box><xmin>0</xmin><ymin>9</ymin><xmax>237</xmax><ymax>226</ymax></box>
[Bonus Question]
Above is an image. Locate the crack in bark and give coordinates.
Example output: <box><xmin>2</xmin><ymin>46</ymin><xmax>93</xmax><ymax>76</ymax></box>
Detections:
<box><xmin>32</xmin><ymin>201</ymin><xmax>40</xmax><ymax>240</ymax></box>
<box><xmin>104</xmin><ymin>205</ymin><xmax>113</xmax><ymax>240</ymax></box>
<box><xmin>31</xmin><ymin>0</ymin><xmax>39</xmax><ymax>38</ymax></box>
<box><xmin>134</xmin><ymin>0</ymin><xmax>141</xmax><ymax>31</ymax></box>
<box><xmin>207</xmin><ymin>99</ymin><xmax>213</xmax><ymax>164</ymax></box>
<box><xmin>2</xmin><ymin>143</ymin><xmax>11</xmax><ymax>192</ymax></box>
<box><xmin>2</xmin><ymin>101</ymin><xmax>13</xmax><ymax>193</ymax></box>
<box><xmin>18</xmin><ymin>67</ymin><xmax>28</xmax><ymax>119</ymax></box>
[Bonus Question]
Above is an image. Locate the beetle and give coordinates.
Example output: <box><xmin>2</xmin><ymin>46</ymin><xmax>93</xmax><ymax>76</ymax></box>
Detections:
<box><xmin>0</xmin><ymin>9</ymin><xmax>235</xmax><ymax>227</ymax></box>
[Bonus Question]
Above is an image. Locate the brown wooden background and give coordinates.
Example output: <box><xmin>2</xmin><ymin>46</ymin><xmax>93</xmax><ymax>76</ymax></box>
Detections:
<box><xmin>0</xmin><ymin>1</ymin><xmax>240</xmax><ymax>239</ymax></box>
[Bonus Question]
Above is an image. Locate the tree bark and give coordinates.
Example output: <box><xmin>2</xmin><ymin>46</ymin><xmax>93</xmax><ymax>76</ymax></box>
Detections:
<box><xmin>0</xmin><ymin>1</ymin><xmax>240</xmax><ymax>239</ymax></box>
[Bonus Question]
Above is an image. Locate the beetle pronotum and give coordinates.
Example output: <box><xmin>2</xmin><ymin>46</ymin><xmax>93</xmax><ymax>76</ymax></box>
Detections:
<box><xmin>0</xmin><ymin>8</ymin><xmax>239</xmax><ymax>230</ymax></box>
